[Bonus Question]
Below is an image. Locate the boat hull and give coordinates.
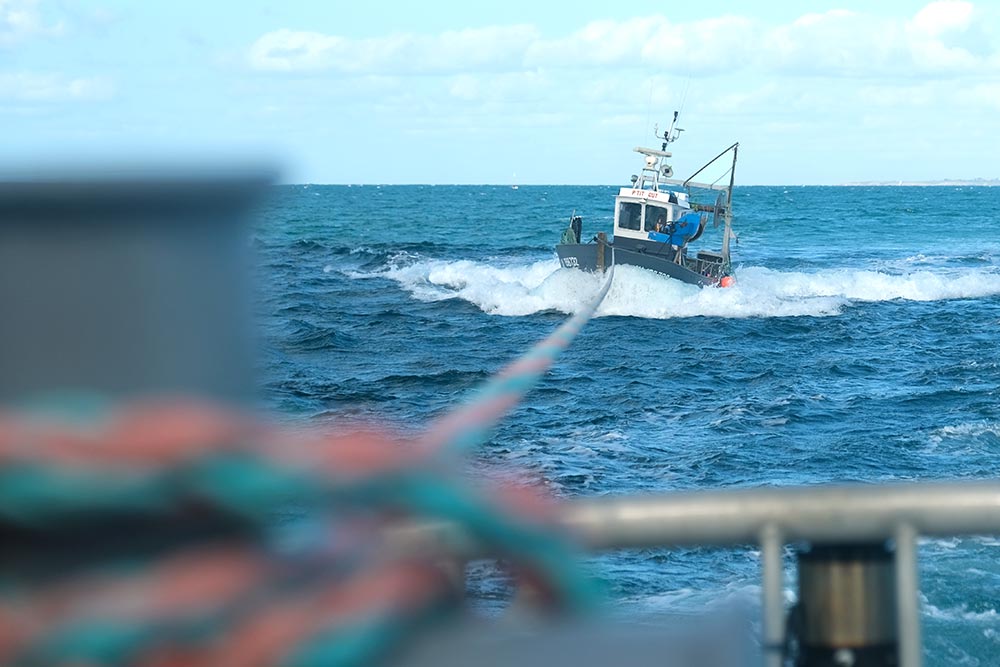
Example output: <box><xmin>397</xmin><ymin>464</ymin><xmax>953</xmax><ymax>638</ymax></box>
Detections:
<box><xmin>556</xmin><ymin>239</ymin><xmax>717</xmax><ymax>287</ymax></box>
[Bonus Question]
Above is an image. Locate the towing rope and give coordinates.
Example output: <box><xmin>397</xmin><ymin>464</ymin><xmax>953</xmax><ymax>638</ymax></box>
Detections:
<box><xmin>0</xmin><ymin>268</ymin><xmax>616</xmax><ymax>667</ymax></box>
<box><xmin>422</xmin><ymin>266</ymin><xmax>615</xmax><ymax>458</ymax></box>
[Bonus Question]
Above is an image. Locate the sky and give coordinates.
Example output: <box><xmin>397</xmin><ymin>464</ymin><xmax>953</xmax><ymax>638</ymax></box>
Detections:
<box><xmin>1</xmin><ymin>0</ymin><xmax>999</xmax><ymax>184</ymax></box>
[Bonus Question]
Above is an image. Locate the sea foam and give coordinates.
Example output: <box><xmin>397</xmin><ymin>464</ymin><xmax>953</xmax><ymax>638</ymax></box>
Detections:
<box><xmin>358</xmin><ymin>255</ymin><xmax>1000</xmax><ymax>319</ymax></box>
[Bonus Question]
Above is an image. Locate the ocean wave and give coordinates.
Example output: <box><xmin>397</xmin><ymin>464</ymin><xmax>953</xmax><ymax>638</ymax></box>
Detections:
<box><xmin>376</xmin><ymin>257</ymin><xmax>567</xmax><ymax>314</ymax></box>
<box><xmin>929</xmin><ymin>422</ymin><xmax>1000</xmax><ymax>444</ymax></box>
<box><xmin>354</xmin><ymin>255</ymin><xmax>1000</xmax><ymax>319</ymax></box>
<box><xmin>924</xmin><ymin>600</ymin><xmax>1000</xmax><ymax>623</ymax></box>
<box><xmin>284</xmin><ymin>319</ymin><xmax>358</xmax><ymax>351</ymax></box>
<box><xmin>626</xmin><ymin>578</ymin><xmax>794</xmax><ymax>615</ymax></box>
<box><xmin>319</xmin><ymin>243</ymin><xmax>554</xmax><ymax>276</ymax></box>
<box><xmin>746</xmin><ymin>266</ymin><xmax>1000</xmax><ymax>303</ymax></box>
<box><xmin>898</xmin><ymin>252</ymin><xmax>997</xmax><ymax>265</ymax></box>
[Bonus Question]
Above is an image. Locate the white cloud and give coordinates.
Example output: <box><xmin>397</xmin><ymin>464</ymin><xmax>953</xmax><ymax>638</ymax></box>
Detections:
<box><xmin>857</xmin><ymin>82</ymin><xmax>942</xmax><ymax>109</ymax></box>
<box><xmin>958</xmin><ymin>82</ymin><xmax>1000</xmax><ymax>110</ymax></box>
<box><xmin>0</xmin><ymin>72</ymin><xmax>114</xmax><ymax>100</ymax></box>
<box><xmin>247</xmin><ymin>2</ymin><xmax>1000</xmax><ymax>78</ymax></box>
<box><xmin>249</xmin><ymin>25</ymin><xmax>539</xmax><ymax>74</ymax></box>
<box><xmin>638</xmin><ymin>16</ymin><xmax>755</xmax><ymax>74</ymax></box>
<box><xmin>525</xmin><ymin>16</ymin><xmax>661</xmax><ymax>68</ymax></box>
<box><xmin>905</xmin><ymin>1</ymin><xmax>989</xmax><ymax>72</ymax></box>
<box><xmin>701</xmin><ymin>83</ymin><xmax>780</xmax><ymax>116</ymax></box>
<box><xmin>247</xmin><ymin>29</ymin><xmax>340</xmax><ymax>72</ymax></box>
<box><xmin>0</xmin><ymin>0</ymin><xmax>63</xmax><ymax>45</ymax></box>
<box><xmin>447</xmin><ymin>70</ymin><xmax>549</xmax><ymax>104</ymax></box>
<box><xmin>763</xmin><ymin>10</ymin><xmax>899</xmax><ymax>76</ymax></box>
<box><xmin>910</xmin><ymin>0</ymin><xmax>974</xmax><ymax>35</ymax></box>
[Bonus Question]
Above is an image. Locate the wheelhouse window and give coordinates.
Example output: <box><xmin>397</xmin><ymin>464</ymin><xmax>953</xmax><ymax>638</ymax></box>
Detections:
<box><xmin>618</xmin><ymin>202</ymin><xmax>642</xmax><ymax>231</ymax></box>
<box><xmin>645</xmin><ymin>205</ymin><xmax>668</xmax><ymax>232</ymax></box>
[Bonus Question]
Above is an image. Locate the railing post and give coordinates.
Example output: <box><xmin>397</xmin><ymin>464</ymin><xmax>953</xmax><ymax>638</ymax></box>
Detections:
<box><xmin>895</xmin><ymin>524</ymin><xmax>923</xmax><ymax>667</ymax></box>
<box><xmin>760</xmin><ymin>524</ymin><xmax>785</xmax><ymax>667</ymax></box>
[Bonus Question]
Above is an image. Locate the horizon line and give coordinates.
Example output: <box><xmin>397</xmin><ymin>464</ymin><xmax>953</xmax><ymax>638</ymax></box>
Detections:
<box><xmin>277</xmin><ymin>180</ymin><xmax>1000</xmax><ymax>187</ymax></box>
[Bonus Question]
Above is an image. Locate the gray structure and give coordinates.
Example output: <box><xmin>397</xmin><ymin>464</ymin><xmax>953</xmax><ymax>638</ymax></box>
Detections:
<box><xmin>388</xmin><ymin>480</ymin><xmax>1000</xmax><ymax>667</ymax></box>
<box><xmin>0</xmin><ymin>167</ymin><xmax>274</xmax><ymax>405</ymax></box>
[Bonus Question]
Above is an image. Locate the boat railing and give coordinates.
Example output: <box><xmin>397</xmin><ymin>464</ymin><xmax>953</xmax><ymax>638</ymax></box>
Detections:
<box><xmin>387</xmin><ymin>479</ymin><xmax>1000</xmax><ymax>667</ymax></box>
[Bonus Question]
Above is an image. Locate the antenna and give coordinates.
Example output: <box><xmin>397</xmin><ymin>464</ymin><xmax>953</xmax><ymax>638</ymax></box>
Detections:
<box><xmin>636</xmin><ymin>110</ymin><xmax>686</xmax><ymax>192</ymax></box>
<box><xmin>657</xmin><ymin>111</ymin><xmax>684</xmax><ymax>151</ymax></box>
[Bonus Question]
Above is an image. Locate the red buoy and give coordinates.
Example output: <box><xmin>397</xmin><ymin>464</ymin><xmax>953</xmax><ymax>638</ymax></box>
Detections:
<box><xmin>719</xmin><ymin>275</ymin><xmax>735</xmax><ymax>288</ymax></box>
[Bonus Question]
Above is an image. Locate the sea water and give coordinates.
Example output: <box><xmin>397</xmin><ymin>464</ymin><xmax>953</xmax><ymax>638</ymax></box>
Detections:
<box><xmin>256</xmin><ymin>185</ymin><xmax>1000</xmax><ymax>662</ymax></box>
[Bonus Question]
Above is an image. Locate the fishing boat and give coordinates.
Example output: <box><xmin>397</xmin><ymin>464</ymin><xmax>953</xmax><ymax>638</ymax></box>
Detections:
<box><xmin>556</xmin><ymin>112</ymin><xmax>738</xmax><ymax>287</ymax></box>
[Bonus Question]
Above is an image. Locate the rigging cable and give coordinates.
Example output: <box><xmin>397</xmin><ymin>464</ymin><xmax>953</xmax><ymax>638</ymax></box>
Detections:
<box><xmin>678</xmin><ymin>76</ymin><xmax>692</xmax><ymax>118</ymax></box>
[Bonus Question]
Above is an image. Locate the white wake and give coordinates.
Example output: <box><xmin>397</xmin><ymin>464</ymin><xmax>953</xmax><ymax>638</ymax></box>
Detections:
<box><xmin>352</xmin><ymin>255</ymin><xmax>1000</xmax><ymax>319</ymax></box>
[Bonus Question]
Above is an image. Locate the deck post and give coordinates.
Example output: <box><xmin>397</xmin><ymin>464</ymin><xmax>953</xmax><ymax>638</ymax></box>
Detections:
<box><xmin>760</xmin><ymin>524</ymin><xmax>785</xmax><ymax>667</ymax></box>
<box><xmin>894</xmin><ymin>524</ymin><xmax>922</xmax><ymax>667</ymax></box>
<box><xmin>795</xmin><ymin>543</ymin><xmax>897</xmax><ymax>666</ymax></box>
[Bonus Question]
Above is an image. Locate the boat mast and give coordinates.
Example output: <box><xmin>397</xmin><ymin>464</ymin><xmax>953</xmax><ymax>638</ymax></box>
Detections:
<box><xmin>634</xmin><ymin>111</ymin><xmax>684</xmax><ymax>192</ymax></box>
<box><xmin>659</xmin><ymin>111</ymin><xmax>684</xmax><ymax>149</ymax></box>
<box><xmin>655</xmin><ymin>111</ymin><xmax>684</xmax><ymax>189</ymax></box>
<box><xmin>722</xmin><ymin>143</ymin><xmax>739</xmax><ymax>266</ymax></box>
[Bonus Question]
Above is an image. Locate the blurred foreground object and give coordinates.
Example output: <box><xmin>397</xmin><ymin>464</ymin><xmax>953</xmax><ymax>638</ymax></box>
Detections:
<box><xmin>0</xmin><ymin>167</ymin><xmax>275</xmax><ymax>404</ymax></box>
<box><xmin>0</xmin><ymin>403</ymin><xmax>599</xmax><ymax>666</ymax></box>
<box><xmin>0</xmin><ymin>167</ymin><xmax>608</xmax><ymax>666</ymax></box>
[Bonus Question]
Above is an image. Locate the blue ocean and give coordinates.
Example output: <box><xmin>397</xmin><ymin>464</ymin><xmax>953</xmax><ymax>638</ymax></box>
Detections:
<box><xmin>255</xmin><ymin>184</ymin><xmax>1000</xmax><ymax>663</ymax></box>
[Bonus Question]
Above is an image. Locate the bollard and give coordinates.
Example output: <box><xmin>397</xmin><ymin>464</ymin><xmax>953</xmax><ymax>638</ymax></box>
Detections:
<box><xmin>795</xmin><ymin>543</ymin><xmax>897</xmax><ymax>667</ymax></box>
<box><xmin>0</xmin><ymin>168</ymin><xmax>274</xmax><ymax>405</ymax></box>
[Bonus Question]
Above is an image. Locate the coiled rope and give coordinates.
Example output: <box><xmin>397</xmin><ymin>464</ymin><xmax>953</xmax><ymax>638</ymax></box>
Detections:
<box><xmin>0</xmin><ymin>268</ymin><xmax>616</xmax><ymax>666</ymax></box>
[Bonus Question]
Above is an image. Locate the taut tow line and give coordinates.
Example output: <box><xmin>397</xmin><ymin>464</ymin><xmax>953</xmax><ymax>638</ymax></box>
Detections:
<box><xmin>422</xmin><ymin>267</ymin><xmax>616</xmax><ymax>458</ymax></box>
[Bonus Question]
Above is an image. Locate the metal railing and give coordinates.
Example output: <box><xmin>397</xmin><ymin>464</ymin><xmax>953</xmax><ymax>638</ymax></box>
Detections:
<box><xmin>389</xmin><ymin>480</ymin><xmax>1000</xmax><ymax>667</ymax></box>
